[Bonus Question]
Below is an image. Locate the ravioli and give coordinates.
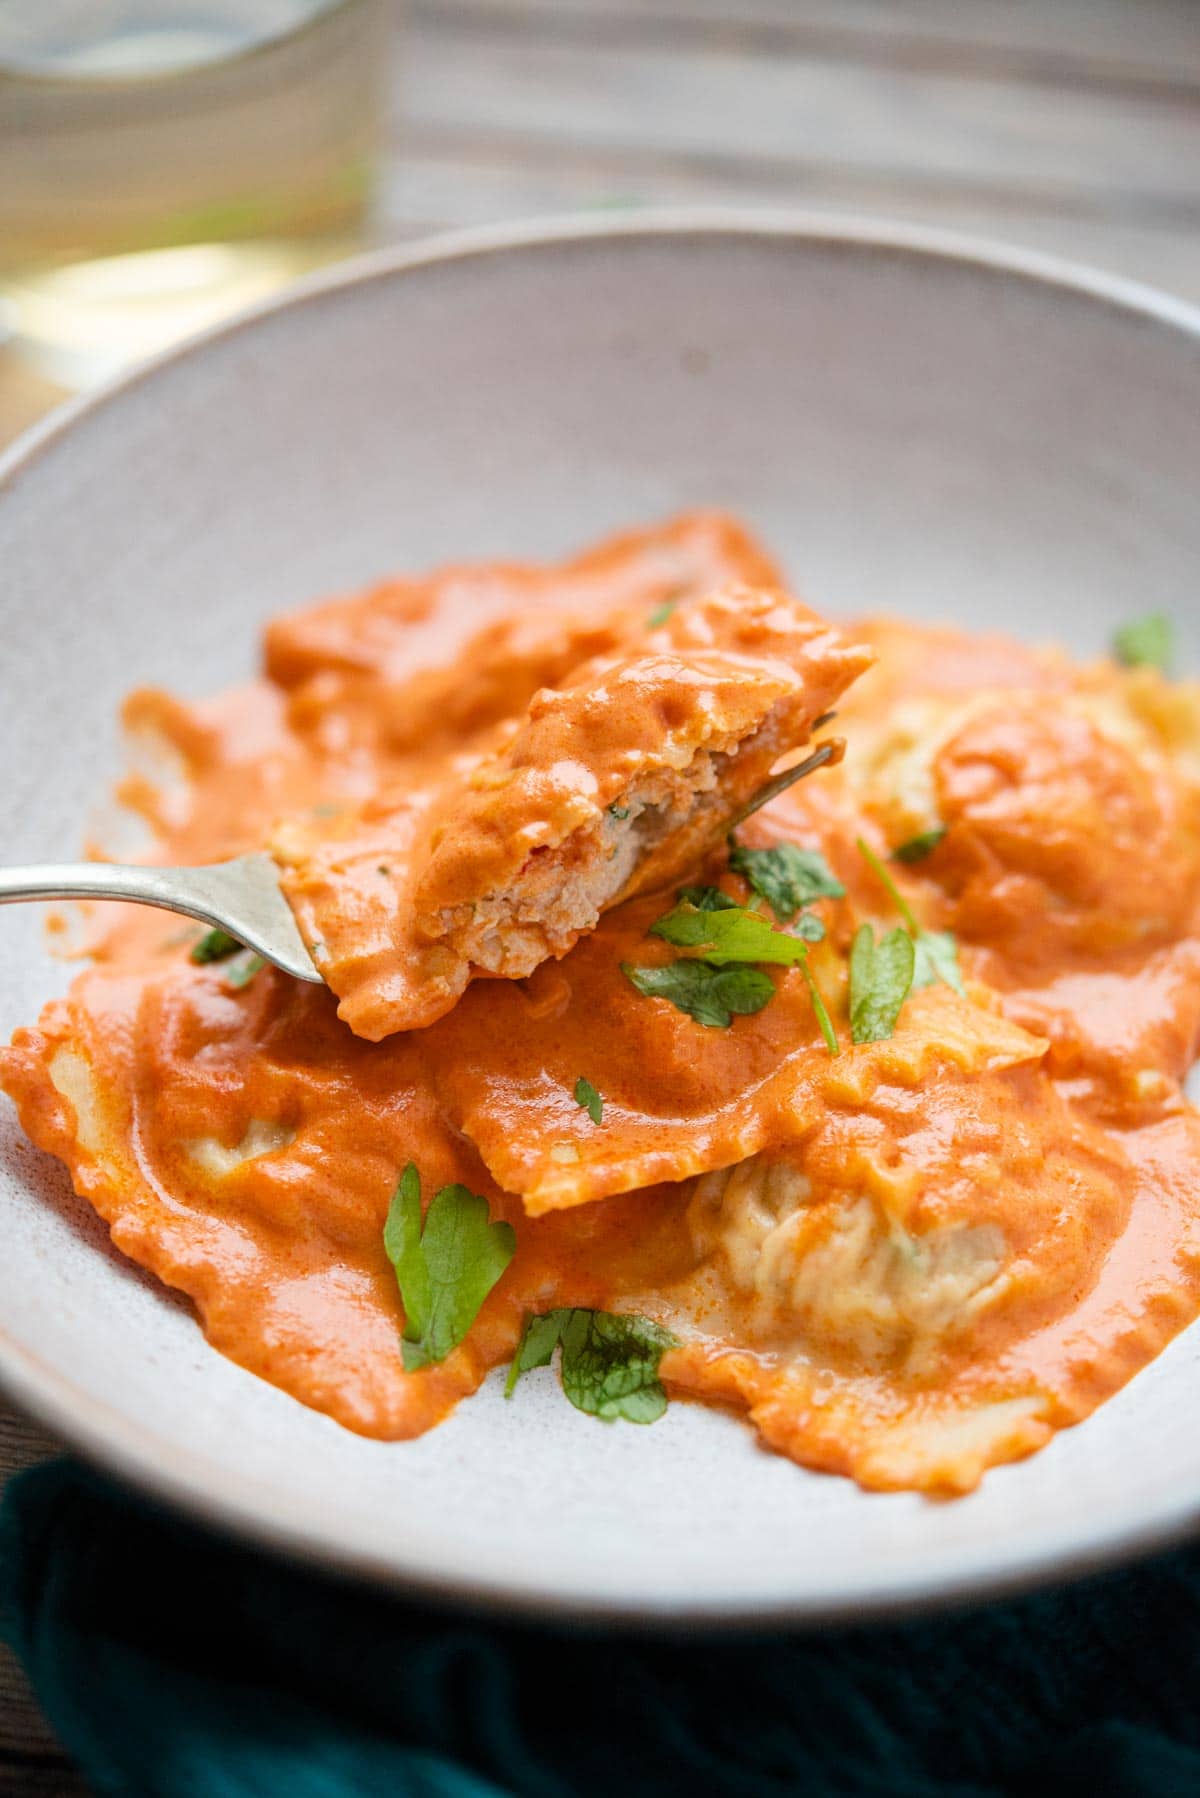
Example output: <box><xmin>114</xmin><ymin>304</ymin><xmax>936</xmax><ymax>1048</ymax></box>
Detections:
<box><xmin>6</xmin><ymin>516</ymin><xmax>1200</xmax><ymax>1498</ymax></box>
<box><xmin>1</xmin><ymin>958</ymin><xmax>688</xmax><ymax>1439</ymax></box>
<box><xmin>275</xmin><ymin>585</ymin><xmax>872</xmax><ymax>1037</ymax></box>
<box><xmin>426</xmin><ymin>911</ymin><xmax>1043</xmax><ymax>1213</ymax></box>
<box><xmin>264</xmin><ymin>510</ymin><xmax>782</xmax><ymax>763</ymax></box>
<box><xmin>665</xmin><ymin>1093</ymin><xmax>1200</xmax><ymax>1493</ymax></box>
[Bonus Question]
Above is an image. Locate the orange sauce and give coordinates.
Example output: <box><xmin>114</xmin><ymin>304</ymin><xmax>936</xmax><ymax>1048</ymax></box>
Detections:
<box><xmin>5</xmin><ymin>513</ymin><xmax>1200</xmax><ymax>1494</ymax></box>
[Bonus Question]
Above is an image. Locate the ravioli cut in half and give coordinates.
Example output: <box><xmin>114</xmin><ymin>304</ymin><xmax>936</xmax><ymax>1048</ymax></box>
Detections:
<box><xmin>275</xmin><ymin>585</ymin><xmax>873</xmax><ymax>1038</ymax></box>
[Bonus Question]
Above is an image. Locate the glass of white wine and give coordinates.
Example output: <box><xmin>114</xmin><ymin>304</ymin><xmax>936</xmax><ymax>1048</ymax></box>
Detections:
<box><xmin>0</xmin><ymin>0</ymin><xmax>390</xmax><ymax>388</ymax></box>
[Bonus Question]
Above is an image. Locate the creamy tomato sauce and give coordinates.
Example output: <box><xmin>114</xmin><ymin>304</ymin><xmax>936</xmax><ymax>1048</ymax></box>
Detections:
<box><xmin>5</xmin><ymin>512</ymin><xmax>1200</xmax><ymax>1496</ymax></box>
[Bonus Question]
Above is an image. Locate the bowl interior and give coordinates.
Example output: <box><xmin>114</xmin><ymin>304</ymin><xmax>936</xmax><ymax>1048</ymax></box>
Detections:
<box><xmin>3</xmin><ymin>218</ymin><xmax>1200</xmax><ymax>1622</ymax></box>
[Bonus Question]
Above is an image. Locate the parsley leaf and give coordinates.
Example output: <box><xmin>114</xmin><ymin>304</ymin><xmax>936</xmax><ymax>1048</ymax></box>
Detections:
<box><xmin>676</xmin><ymin>884</ymin><xmax>738</xmax><ymax>911</ymax></box>
<box><xmin>574</xmin><ymin>1077</ymin><xmax>603</xmax><ymax>1125</ymax></box>
<box><xmin>1113</xmin><ymin>612</ymin><xmax>1173</xmax><ymax>673</ymax></box>
<box><xmin>505</xmin><ymin>1308</ymin><xmax>678</xmax><ymax>1423</ymax></box>
<box><xmin>608</xmin><ymin>803</ymin><xmax>631</xmax><ymax>820</ymax></box>
<box><xmin>190</xmin><ymin>927</ymin><xmax>241</xmax><ymax>964</ymax></box>
<box><xmin>384</xmin><ymin>1164</ymin><xmax>516</xmax><ymax>1372</ymax></box>
<box><xmin>647</xmin><ymin>597</ymin><xmax>679</xmax><ymax>629</ymax></box>
<box><xmin>504</xmin><ymin>1311</ymin><xmax>565</xmax><ymax>1393</ymax></box>
<box><xmin>912</xmin><ymin>928</ymin><xmax>965</xmax><ymax>997</ymax></box>
<box><xmin>728</xmin><ymin>840</ymin><xmax>845</xmax><ymax>920</ymax></box>
<box><xmin>791</xmin><ymin>912</ymin><xmax>826</xmax><ymax>943</ymax></box>
<box><xmin>799</xmin><ymin>959</ymin><xmax>840</xmax><ymax>1056</ymax></box>
<box><xmin>649</xmin><ymin>901</ymin><xmax>813</xmax><ymax>966</ymax></box>
<box><xmin>893</xmin><ymin>826</ymin><xmax>947</xmax><ymax>864</ymax></box>
<box><xmin>621</xmin><ymin>959</ymin><xmax>775</xmax><ymax>1028</ymax></box>
<box><xmin>849</xmin><ymin>923</ymin><xmax>915</xmax><ymax>1044</ymax></box>
<box><xmin>856</xmin><ymin>837</ymin><xmax>964</xmax><ymax>997</ymax></box>
<box><xmin>224</xmin><ymin>950</ymin><xmax>265</xmax><ymax>989</ymax></box>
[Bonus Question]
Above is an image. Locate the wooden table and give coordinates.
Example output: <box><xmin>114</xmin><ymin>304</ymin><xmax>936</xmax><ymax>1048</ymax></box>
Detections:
<box><xmin>2</xmin><ymin>3</ymin><xmax>1199</xmax><ymax>1787</ymax></box>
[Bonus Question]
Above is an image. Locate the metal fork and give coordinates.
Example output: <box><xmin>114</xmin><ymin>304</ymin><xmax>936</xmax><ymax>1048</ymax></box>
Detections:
<box><xmin>0</xmin><ymin>737</ymin><xmax>842</xmax><ymax>984</ymax></box>
<box><xmin>0</xmin><ymin>853</ymin><xmax>322</xmax><ymax>982</ymax></box>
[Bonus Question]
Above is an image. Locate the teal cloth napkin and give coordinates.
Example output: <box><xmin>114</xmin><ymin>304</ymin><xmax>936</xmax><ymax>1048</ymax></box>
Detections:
<box><xmin>3</xmin><ymin>1458</ymin><xmax>1199</xmax><ymax>1797</ymax></box>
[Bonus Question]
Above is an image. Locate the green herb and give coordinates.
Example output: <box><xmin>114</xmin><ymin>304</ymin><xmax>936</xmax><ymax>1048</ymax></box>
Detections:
<box><xmin>858</xmin><ymin>837</ymin><xmax>918</xmax><ymax>929</ymax></box>
<box><xmin>574</xmin><ymin>1077</ymin><xmax>603</xmax><ymax>1125</ymax></box>
<box><xmin>383</xmin><ymin>1164</ymin><xmax>516</xmax><ymax>1372</ymax></box>
<box><xmin>1112</xmin><ymin>613</ymin><xmax>1173</xmax><ymax>673</ymax></box>
<box><xmin>791</xmin><ymin>912</ymin><xmax>826</xmax><ymax>943</ymax></box>
<box><xmin>893</xmin><ymin>826</ymin><xmax>947</xmax><ymax>864</ymax></box>
<box><xmin>649</xmin><ymin>901</ymin><xmax>813</xmax><ymax>966</ymax></box>
<box><xmin>224</xmin><ymin>950</ymin><xmax>265</xmax><ymax>989</ymax></box>
<box><xmin>849</xmin><ymin>924</ymin><xmax>915</xmax><ymax>1044</ymax></box>
<box><xmin>621</xmin><ymin>959</ymin><xmax>775</xmax><ymax>1028</ymax></box>
<box><xmin>799</xmin><ymin>960</ymin><xmax>840</xmax><ymax>1056</ymax></box>
<box><xmin>190</xmin><ymin>927</ymin><xmax>241</xmax><ymax>964</ymax></box>
<box><xmin>608</xmin><ymin>803</ymin><xmax>631</xmax><ymax>821</ymax></box>
<box><xmin>505</xmin><ymin>1308</ymin><xmax>678</xmax><ymax>1423</ymax></box>
<box><xmin>504</xmin><ymin>1311</ymin><xmax>565</xmax><ymax>1393</ymax></box>
<box><xmin>912</xmin><ymin>929</ymin><xmax>963</xmax><ymax>994</ymax></box>
<box><xmin>676</xmin><ymin>884</ymin><xmax>738</xmax><ymax>911</ymax></box>
<box><xmin>728</xmin><ymin>840</ymin><xmax>845</xmax><ymax>921</ymax></box>
<box><xmin>647</xmin><ymin>598</ymin><xmax>679</xmax><ymax>629</ymax></box>
<box><xmin>856</xmin><ymin>837</ymin><xmax>964</xmax><ymax>996</ymax></box>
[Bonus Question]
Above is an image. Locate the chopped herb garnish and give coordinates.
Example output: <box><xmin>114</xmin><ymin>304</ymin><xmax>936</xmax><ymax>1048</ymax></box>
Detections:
<box><xmin>505</xmin><ymin>1307</ymin><xmax>677</xmax><ymax>1423</ymax></box>
<box><xmin>676</xmin><ymin>884</ymin><xmax>738</xmax><ymax>911</ymax></box>
<box><xmin>728</xmin><ymin>840</ymin><xmax>845</xmax><ymax>921</ymax></box>
<box><xmin>856</xmin><ymin>837</ymin><xmax>964</xmax><ymax>996</ymax></box>
<box><xmin>190</xmin><ymin>927</ymin><xmax>241</xmax><ymax>964</ymax></box>
<box><xmin>384</xmin><ymin>1163</ymin><xmax>515</xmax><ymax>1372</ymax></box>
<box><xmin>627</xmin><ymin>874</ymin><xmax>838</xmax><ymax>1047</ymax></box>
<box><xmin>621</xmin><ymin>959</ymin><xmax>775</xmax><ymax>1028</ymax></box>
<box><xmin>574</xmin><ymin>1077</ymin><xmax>603</xmax><ymax>1125</ymax></box>
<box><xmin>799</xmin><ymin>959</ymin><xmax>840</xmax><ymax>1056</ymax></box>
<box><xmin>224</xmin><ymin>950</ymin><xmax>265</xmax><ymax>989</ymax></box>
<box><xmin>849</xmin><ymin>923</ymin><xmax>915</xmax><ymax>1044</ymax></box>
<box><xmin>912</xmin><ymin>929</ymin><xmax>963</xmax><ymax>995</ymax></box>
<box><xmin>857</xmin><ymin>837</ymin><xmax>918</xmax><ymax>930</ymax></box>
<box><xmin>1112</xmin><ymin>612</ymin><xmax>1173</xmax><ymax>673</ymax></box>
<box><xmin>608</xmin><ymin>803</ymin><xmax>631</xmax><ymax>821</ymax></box>
<box><xmin>504</xmin><ymin>1311</ymin><xmax>564</xmax><ymax>1393</ymax></box>
<box><xmin>650</xmin><ymin>900</ymin><xmax>813</xmax><ymax>966</ymax></box>
<box><xmin>893</xmin><ymin>826</ymin><xmax>947</xmax><ymax>864</ymax></box>
<box><xmin>647</xmin><ymin>598</ymin><xmax>679</xmax><ymax>629</ymax></box>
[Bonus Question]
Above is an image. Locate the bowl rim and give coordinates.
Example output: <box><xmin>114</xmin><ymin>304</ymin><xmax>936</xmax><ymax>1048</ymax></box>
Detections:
<box><xmin>7</xmin><ymin>204</ymin><xmax>1200</xmax><ymax>493</ymax></box>
<box><xmin>4</xmin><ymin>208</ymin><xmax>1200</xmax><ymax>1628</ymax></box>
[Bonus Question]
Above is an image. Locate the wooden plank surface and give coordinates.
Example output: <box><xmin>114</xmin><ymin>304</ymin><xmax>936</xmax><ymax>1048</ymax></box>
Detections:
<box><xmin>1</xmin><ymin>2</ymin><xmax>1199</xmax><ymax>1787</ymax></box>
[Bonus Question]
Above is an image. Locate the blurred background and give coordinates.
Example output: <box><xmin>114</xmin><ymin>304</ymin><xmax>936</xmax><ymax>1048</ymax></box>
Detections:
<box><xmin>1</xmin><ymin>2</ymin><xmax>1199</xmax><ymax>1789</ymax></box>
<box><xmin>3</xmin><ymin>0</ymin><xmax>1200</xmax><ymax>450</ymax></box>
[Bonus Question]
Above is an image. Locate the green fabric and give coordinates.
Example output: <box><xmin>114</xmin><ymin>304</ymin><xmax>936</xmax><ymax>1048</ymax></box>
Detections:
<box><xmin>2</xmin><ymin>1459</ymin><xmax>1199</xmax><ymax>1797</ymax></box>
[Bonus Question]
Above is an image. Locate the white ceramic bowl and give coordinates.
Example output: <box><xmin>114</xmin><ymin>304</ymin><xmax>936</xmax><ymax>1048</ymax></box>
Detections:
<box><xmin>3</xmin><ymin>214</ymin><xmax>1200</xmax><ymax>1626</ymax></box>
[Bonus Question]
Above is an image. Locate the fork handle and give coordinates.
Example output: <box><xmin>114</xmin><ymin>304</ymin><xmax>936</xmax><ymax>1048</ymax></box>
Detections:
<box><xmin>0</xmin><ymin>855</ymin><xmax>322</xmax><ymax>983</ymax></box>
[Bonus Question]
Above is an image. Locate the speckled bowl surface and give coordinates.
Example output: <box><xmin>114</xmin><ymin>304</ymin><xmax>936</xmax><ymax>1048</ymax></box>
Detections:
<box><xmin>3</xmin><ymin>214</ymin><xmax>1200</xmax><ymax>1625</ymax></box>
